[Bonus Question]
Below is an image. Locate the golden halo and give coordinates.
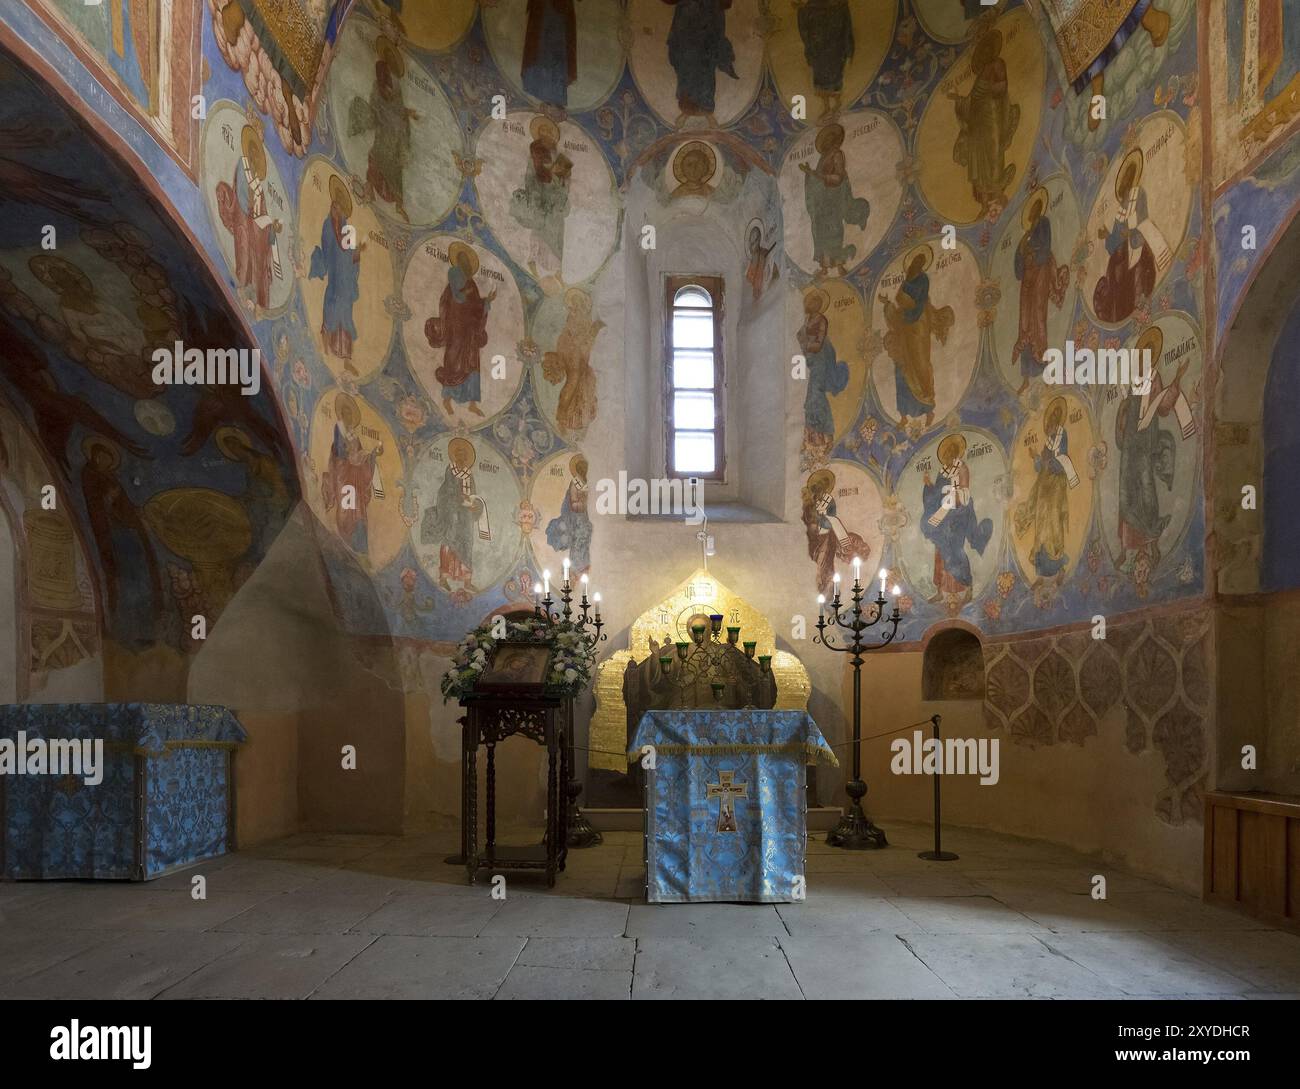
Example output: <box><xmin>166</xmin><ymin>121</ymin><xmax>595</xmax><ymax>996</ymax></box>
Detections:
<box><xmin>82</xmin><ymin>434</ymin><xmax>121</xmax><ymax>471</ymax></box>
<box><xmin>240</xmin><ymin>124</ymin><xmax>266</xmax><ymax>176</ymax></box>
<box><xmin>807</xmin><ymin>468</ymin><xmax>835</xmax><ymax>494</ymax></box>
<box><xmin>564</xmin><ymin>287</ymin><xmax>592</xmax><ymax>312</ymax></box>
<box><xmin>1135</xmin><ymin>324</ymin><xmax>1165</xmax><ymax>364</ymax></box>
<box><xmin>529</xmin><ymin>115</ymin><xmax>560</xmax><ymax>144</ymax></box>
<box><xmin>906</xmin><ymin>244</ymin><xmax>934</xmax><ymax>273</ymax></box>
<box><xmin>448</xmin><ymin>437</ymin><xmax>476</xmax><ymax>468</ymax></box>
<box><xmin>937</xmin><ymin>433</ymin><xmax>967</xmax><ymax>469</ymax></box>
<box><xmin>1115</xmin><ymin>147</ymin><xmax>1144</xmax><ymax>198</ymax></box>
<box><xmin>814</xmin><ymin>122</ymin><xmax>845</xmax><ymax>154</ymax></box>
<box><xmin>569</xmin><ymin>453</ymin><xmax>588</xmax><ymax>478</ymax></box>
<box><xmin>328</xmin><ymin>174</ymin><xmax>353</xmax><ymax>218</ymax></box>
<box><xmin>447</xmin><ymin>241</ymin><xmax>480</xmax><ymax>277</ymax></box>
<box><xmin>672</xmin><ymin>140</ymin><xmax>717</xmax><ymax>185</ymax></box>
<box><xmin>334</xmin><ymin>391</ymin><xmax>361</xmax><ymax>428</ymax></box>
<box><xmin>376</xmin><ymin>36</ymin><xmax>405</xmax><ymax>78</ymax></box>
<box><xmin>803</xmin><ymin>287</ymin><xmax>830</xmax><ymax>314</ymax></box>
<box><xmin>1023</xmin><ymin>186</ymin><xmax>1049</xmax><ymax>228</ymax></box>
<box><xmin>215</xmin><ymin>425</ymin><xmax>253</xmax><ymax>461</ymax></box>
<box><xmin>1045</xmin><ymin>395</ymin><xmax>1067</xmax><ymax>429</ymax></box>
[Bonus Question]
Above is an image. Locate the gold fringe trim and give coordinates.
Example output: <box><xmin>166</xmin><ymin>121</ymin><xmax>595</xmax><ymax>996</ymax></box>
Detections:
<box><xmin>626</xmin><ymin>741</ymin><xmax>839</xmax><ymax>767</ymax></box>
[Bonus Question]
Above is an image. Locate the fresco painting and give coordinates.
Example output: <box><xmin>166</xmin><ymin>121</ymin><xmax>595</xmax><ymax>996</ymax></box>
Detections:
<box><xmin>295</xmin><ymin>158</ymin><xmax>395</xmax><ymax>383</ymax></box>
<box><xmin>528</xmin><ymin>448</ymin><xmax>593</xmax><ymax>581</ymax></box>
<box><xmin>1097</xmin><ymin>312</ymin><xmax>1202</xmax><ymax>599</ymax></box>
<box><xmin>766</xmin><ymin>0</ymin><xmax>895</xmax><ymax>124</ymax></box>
<box><xmin>202</xmin><ymin>104</ymin><xmax>294</xmax><ymax>314</ymax></box>
<box><xmin>410</xmin><ymin>434</ymin><xmax>523</xmax><ymax>599</ymax></box>
<box><xmin>869</xmin><ymin>240</ymin><xmax>981</xmax><ymax>432</ymax></box>
<box><xmin>895</xmin><ymin>429</ymin><xmax>1007</xmax><ymax>613</ymax></box>
<box><xmin>800</xmin><ymin>460</ymin><xmax>885</xmax><ymax>598</ymax></box>
<box><xmin>372</xmin><ymin>0</ymin><xmax>476</xmax><ymax>53</ymax></box>
<box><xmin>328</xmin><ymin>15</ymin><xmax>463</xmax><ymax>227</ymax></box>
<box><xmin>911</xmin><ymin>0</ymin><xmax>1004</xmax><ymax>46</ymax></box>
<box><xmin>1081</xmin><ymin>112</ymin><xmax>1191</xmax><ymax>327</ymax></box>
<box><xmin>483</xmin><ymin>0</ymin><xmax>626</xmax><ymax>113</ymax></box>
<box><xmin>1009</xmin><ymin>392</ymin><xmax>1095</xmax><ymax>594</ymax></box>
<box><xmin>790</xmin><ymin>279</ymin><xmax>866</xmax><ymax>470</ymax></box>
<box><xmin>779</xmin><ymin>111</ymin><xmax>905</xmax><ymax>277</ymax></box>
<box><xmin>401</xmin><ymin>235</ymin><xmax>526</xmax><ymax>429</ymax></box>
<box><xmin>629</xmin><ymin>0</ymin><xmax>765</xmax><ymax>129</ymax></box>
<box><xmin>473</xmin><ymin>113</ymin><xmax>620</xmax><ymax>286</ymax></box>
<box><xmin>915</xmin><ymin>7</ymin><xmax>1044</xmax><ymax>224</ymax></box>
<box><xmin>989</xmin><ymin>175</ymin><xmax>1081</xmax><ymax>396</ymax></box>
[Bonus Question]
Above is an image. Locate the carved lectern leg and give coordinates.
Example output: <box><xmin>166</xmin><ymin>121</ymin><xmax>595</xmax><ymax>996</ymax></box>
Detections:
<box><xmin>546</xmin><ymin>741</ymin><xmax>558</xmax><ymax>888</ymax></box>
<box><xmin>446</xmin><ymin>715</ymin><xmax>470</xmax><ymax>868</ymax></box>
<box><xmin>465</xmin><ymin>743</ymin><xmax>478</xmax><ymax>885</ymax></box>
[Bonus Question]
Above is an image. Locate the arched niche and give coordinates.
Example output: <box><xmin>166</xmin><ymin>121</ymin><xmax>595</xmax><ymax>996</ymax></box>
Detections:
<box><xmin>921</xmin><ymin>626</ymin><xmax>986</xmax><ymax>702</ymax></box>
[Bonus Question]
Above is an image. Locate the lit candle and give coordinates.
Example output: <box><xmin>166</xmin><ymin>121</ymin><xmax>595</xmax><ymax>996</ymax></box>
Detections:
<box><xmin>580</xmin><ymin>573</ymin><xmax>589</xmax><ymax>587</ymax></box>
<box><xmin>817</xmin><ymin>593</ymin><xmax>825</xmax><ymax>621</ymax></box>
<box><xmin>879</xmin><ymin>567</ymin><xmax>887</xmax><ymax>595</ymax></box>
<box><xmin>533</xmin><ymin>584</ymin><xmax>541</xmax><ymax>601</ymax></box>
<box><xmin>562</xmin><ymin>557</ymin><xmax>570</xmax><ymax>585</ymax></box>
<box><xmin>892</xmin><ymin>584</ymin><xmax>901</xmax><ymax>598</ymax></box>
<box><xmin>852</xmin><ymin>556</ymin><xmax>861</xmax><ymax>586</ymax></box>
<box><xmin>593</xmin><ymin>592</ymin><xmax>601</xmax><ymax>619</ymax></box>
<box><xmin>543</xmin><ymin>569</ymin><xmax>551</xmax><ymax>595</ymax></box>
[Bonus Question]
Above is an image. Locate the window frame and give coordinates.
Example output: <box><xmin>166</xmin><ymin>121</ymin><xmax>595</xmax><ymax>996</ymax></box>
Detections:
<box><xmin>663</xmin><ymin>273</ymin><xmax>726</xmax><ymax>482</ymax></box>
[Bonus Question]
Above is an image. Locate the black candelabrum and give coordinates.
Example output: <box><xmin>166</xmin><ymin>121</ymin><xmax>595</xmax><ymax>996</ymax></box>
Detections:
<box><xmin>534</xmin><ymin>565</ymin><xmax>607</xmax><ymax>848</ymax></box>
<box><xmin>813</xmin><ymin>562</ymin><xmax>902</xmax><ymax>849</ymax></box>
<box><xmin>656</xmin><ymin>614</ymin><xmax>772</xmax><ymax>707</ymax></box>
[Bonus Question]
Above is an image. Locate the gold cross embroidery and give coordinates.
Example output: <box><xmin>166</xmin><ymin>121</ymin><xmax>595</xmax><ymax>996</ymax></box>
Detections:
<box><xmin>705</xmin><ymin>770</ymin><xmax>748</xmax><ymax>833</ymax></box>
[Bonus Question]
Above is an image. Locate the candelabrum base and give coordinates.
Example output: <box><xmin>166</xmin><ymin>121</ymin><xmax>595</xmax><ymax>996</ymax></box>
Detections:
<box><xmin>918</xmin><ymin>850</ymin><xmax>959</xmax><ymax>861</ymax></box>
<box><xmin>566</xmin><ymin>809</ymin><xmax>603</xmax><ymax>848</ymax></box>
<box><xmin>825</xmin><ymin>804</ymin><xmax>888</xmax><ymax>850</ymax></box>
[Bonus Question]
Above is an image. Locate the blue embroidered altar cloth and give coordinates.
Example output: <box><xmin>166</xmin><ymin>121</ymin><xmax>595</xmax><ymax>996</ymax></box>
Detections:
<box><xmin>628</xmin><ymin>710</ymin><xmax>837</xmax><ymax>904</ymax></box>
<box><xmin>0</xmin><ymin>703</ymin><xmax>246</xmax><ymax>880</ymax></box>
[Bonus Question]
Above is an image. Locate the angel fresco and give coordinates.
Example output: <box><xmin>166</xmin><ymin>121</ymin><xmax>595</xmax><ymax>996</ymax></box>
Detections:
<box><xmin>321</xmin><ymin>391</ymin><xmax>385</xmax><ymax>555</ymax></box>
<box><xmin>425</xmin><ymin>242</ymin><xmax>495</xmax><ymax>418</ymax></box>
<box><xmin>421</xmin><ymin>437</ymin><xmax>492</xmax><ymax>593</ymax></box>
<box><xmin>215</xmin><ymin>124</ymin><xmax>284</xmax><ymax>309</ymax></box>
<box><xmin>1014</xmin><ymin>397</ymin><xmax>1080</xmax><ymax>584</ymax></box>
<box><xmin>523</xmin><ymin>0</ymin><xmax>580</xmax><ymax>107</ymax></box>
<box><xmin>1013</xmin><ymin>187</ymin><xmax>1071</xmax><ymax>394</ymax></box>
<box><xmin>28</xmin><ymin>255</ymin><xmax>146</xmax><ymax>359</ymax></box>
<box><xmin>797</xmin><ymin>288</ymin><xmax>849</xmax><ymax>464</ymax></box>
<box><xmin>308</xmin><ymin>175</ymin><xmax>364</xmax><ymax>372</ymax></box>
<box><xmin>801</xmin><ymin>123</ymin><xmax>871</xmax><ymax>275</ymax></box>
<box><xmin>349</xmin><ymin>37</ymin><xmax>417</xmax><ymax>223</ymax></box>
<box><xmin>949</xmin><ymin>29</ymin><xmax>1020</xmax><ymax>218</ymax></box>
<box><xmin>1115</xmin><ymin>325</ymin><xmax>1195</xmax><ymax>573</ymax></box>
<box><xmin>1092</xmin><ymin>147</ymin><xmax>1171</xmax><ymax>324</ymax></box>
<box><xmin>801</xmin><ymin>468</ymin><xmax>871</xmax><ymax>596</ymax></box>
<box><xmin>217</xmin><ymin>425</ymin><xmax>292</xmax><ymax>556</ymax></box>
<box><xmin>794</xmin><ymin>0</ymin><xmax>854</xmax><ymax>119</ymax></box>
<box><xmin>545</xmin><ymin>454</ymin><xmax>592</xmax><ymax>576</ymax></box>
<box><xmin>879</xmin><ymin>246</ymin><xmax>954</xmax><ymax>429</ymax></box>
<box><xmin>920</xmin><ymin>434</ymin><xmax>993</xmax><ymax>606</ymax></box>
<box><xmin>510</xmin><ymin>116</ymin><xmax>573</xmax><ymax>265</ymax></box>
<box><xmin>542</xmin><ymin>288</ymin><xmax>603</xmax><ymax>436</ymax></box>
<box><xmin>662</xmin><ymin>0</ymin><xmax>740</xmax><ymax>126</ymax></box>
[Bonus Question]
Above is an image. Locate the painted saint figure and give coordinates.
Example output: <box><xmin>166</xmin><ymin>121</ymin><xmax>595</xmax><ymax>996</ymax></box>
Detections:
<box><xmin>1115</xmin><ymin>326</ymin><xmax>1195</xmax><ymax>573</ymax></box>
<box><xmin>28</xmin><ymin>255</ymin><xmax>146</xmax><ymax>357</ymax></box>
<box><xmin>542</xmin><ymin>288</ymin><xmax>603</xmax><ymax>435</ymax></box>
<box><xmin>349</xmin><ymin>37</ymin><xmax>418</xmax><ymax>222</ymax></box>
<box><xmin>800</xmin><ymin>123</ymin><xmax>871</xmax><ymax>275</ymax></box>
<box><xmin>662</xmin><ymin>0</ymin><xmax>740</xmax><ymax>126</ymax></box>
<box><xmin>1013</xmin><ymin>187</ymin><xmax>1070</xmax><ymax>394</ymax></box>
<box><xmin>545</xmin><ymin>454</ymin><xmax>593</xmax><ymax>575</ymax></box>
<box><xmin>744</xmin><ymin>220</ymin><xmax>777</xmax><ymax>302</ymax></box>
<box><xmin>426</xmin><ymin>242</ymin><xmax>496</xmax><ymax>418</ymax></box>
<box><xmin>522</xmin><ymin>0</ymin><xmax>579</xmax><ymax>107</ymax></box>
<box><xmin>1051</xmin><ymin>1</ymin><xmax>1171</xmax><ymax>130</ymax></box>
<box><xmin>797</xmin><ymin>289</ymin><xmax>850</xmax><ymax>465</ymax></box>
<box><xmin>801</xmin><ymin>468</ymin><xmax>871</xmax><ymax>596</ymax></box>
<box><xmin>949</xmin><ymin>29</ymin><xmax>1020</xmax><ymax>217</ymax></box>
<box><xmin>309</xmin><ymin>175</ymin><xmax>364</xmax><ymax>371</ymax></box>
<box><xmin>1016</xmin><ymin>397</ymin><xmax>1080</xmax><ymax>582</ymax></box>
<box><xmin>920</xmin><ymin>434</ymin><xmax>993</xmax><ymax>605</ymax></box>
<box><xmin>1093</xmin><ymin>147</ymin><xmax>1170</xmax><ymax>324</ymax></box>
<box><xmin>420</xmin><ymin>437</ymin><xmax>492</xmax><ymax>592</ymax></box>
<box><xmin>510</xmin><ymin>116</ymin><xmax>573</xmax><ymax>264</ymax></box>
<box><xmin>216</xmin><ymin>125</ymin><xmax>283</xmax><ymax>308</ymax></box>
<box><xmin>321</xmin><ymin>392</ymin><xmax>385</xmax><ymax>555</ymax></box>
<box><xmin>795</xmin><ymin>0</ymin><xmax>855</xmax><ymax>119</ymax></box>
<box><xmin>879</xmin><ymin>245</ymin><xmax>954</xmax><ymax>429</ymax></box>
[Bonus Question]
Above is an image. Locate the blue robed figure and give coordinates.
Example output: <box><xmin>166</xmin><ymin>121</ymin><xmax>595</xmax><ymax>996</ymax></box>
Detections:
<box><xmin>309</xmin><ymin>182</ymin><xmax>362</xmax><ymax>364</ymax></box>
<box><xmin>663</xmin><ymin>0</ymin><xmax>739</xmax><ymax>120</ymax></box>
<box><xmin>545</xmin><ymin>474</ymin><xmax>592</xmax><ymax>574</ymax></box>
<box><xmin>797</xmin><ymin>293</ymin><xmax>848</xmax><ymax>449</ymax></box>
<box><xmin>920</xmin><ymin>440</ymin><xmax>992</xmax><ymax>600</ymax></box>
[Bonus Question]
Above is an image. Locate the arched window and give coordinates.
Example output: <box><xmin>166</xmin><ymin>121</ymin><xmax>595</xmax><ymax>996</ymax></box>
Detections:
<box><xmin>665</xmin><ymin>276</ymin><xmax>725</xmax><ymax>480</ymax></box>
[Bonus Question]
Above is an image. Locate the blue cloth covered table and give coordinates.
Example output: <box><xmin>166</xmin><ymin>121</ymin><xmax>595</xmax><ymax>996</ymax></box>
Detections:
<box><xmin>0</xmin><ymin>703</ymin><xmax>246</xmax><ymax>880</ymax></box>
<box><xmin>628</xmin><ymin>710</ymin><xmax>838</xmax><ymax>903</ymax></box>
